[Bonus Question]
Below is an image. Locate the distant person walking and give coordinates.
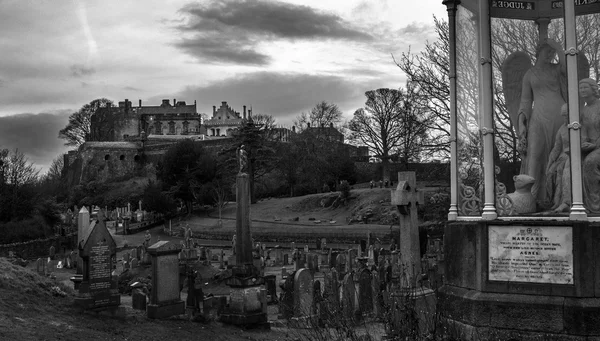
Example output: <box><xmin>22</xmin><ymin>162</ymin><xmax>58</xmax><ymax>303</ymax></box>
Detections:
<box><xmin>370</xmin><ymin>180</ymin><xmax>374</xmax><ymax>189</ymax></box>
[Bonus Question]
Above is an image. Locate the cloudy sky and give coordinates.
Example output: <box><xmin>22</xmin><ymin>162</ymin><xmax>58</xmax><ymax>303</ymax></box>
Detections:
<box><xmin>0</xmin><ymin>0</ymin><xmax>446</xmax><ymax>173</ymax></box>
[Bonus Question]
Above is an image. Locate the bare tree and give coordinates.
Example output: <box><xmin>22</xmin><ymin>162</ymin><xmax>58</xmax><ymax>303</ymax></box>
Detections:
<box><xmin>349</xmin><ymin>86</ymin><xmax>430</xmax><ymax>178</ymax></box>
<box><xmin>59</xmin><ymin>98</ymin><xmax>113</xmax><ymax>147</ymax></box>
<box><xmin>294</xmin><ymin>101</ymin><xmax>343</xmax><ymax>132</ymax></box>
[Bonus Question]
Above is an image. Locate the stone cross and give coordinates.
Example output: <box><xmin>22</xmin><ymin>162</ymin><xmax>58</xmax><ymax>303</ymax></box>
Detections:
<box><xmin>391</xmin><ymin>171</ymin><xmax>424</xmax><ymax>288</ymax></box>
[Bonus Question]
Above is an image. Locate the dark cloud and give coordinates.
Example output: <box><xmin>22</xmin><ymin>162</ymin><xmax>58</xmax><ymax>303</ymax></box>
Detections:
<box><xmin>0</xmin><ymin>110</ymin><xmax>73</xmax><ymax>173</ymax></box>
<box><xmin>70</xmin><ymin>64</ymin><xmax>96</xmax><ymax>77</ymax></box>
<box><xmin>151</xmin><ymin>71</ymin><xmax>400</xmax><ymax>125</ymax></box>
<box><xmin>176</xmin><ymin>37</ymin><xmax>270</xmax><ymax>66</ymax></box>
<box><xmin>124</xmin><ymin>86</ymin><xmax>143</xmax><ymax>91</ymax></box>
<box><xmin>175</xmin><ymin>0</ymin><xmax>372</xmax><ymax>65</ymax></box>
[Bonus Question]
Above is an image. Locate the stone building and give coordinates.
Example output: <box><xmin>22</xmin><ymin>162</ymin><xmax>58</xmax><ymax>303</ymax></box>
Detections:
<box><xmin>203</xmin><ymin>101</ymin><xmax>251</xmax><ymax>137</ymax></box>
<box><xmin>90</xmin><ymin>99</ymin><xmax>204</xmax><ymax>142</ymax></box>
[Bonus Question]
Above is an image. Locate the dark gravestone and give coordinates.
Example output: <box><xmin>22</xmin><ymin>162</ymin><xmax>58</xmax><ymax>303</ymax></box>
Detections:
<box><xmin>341</xmin><ymin>272</ymin><xmax>356</xmax><ymax>319</ymax></box>
<box><xmin>74</xmin><ymin>219</ymin><xmax>120</xmax><ymax>312</ymax></box>
<box><xmin>283</xmin><ymin>254</ymin><xmax>289</xmax><ymax>266</ymax></box>
<box><xmin>132</xmin><ymin>289</ymin><xmax>147</xmax><ymax>311</ymax></box>
<box><xmin>147</xmin><ymin>241</ymin><xmax>185</xmax><ymax>319</ymax></box>
<box><xmin>358</xmin><ymin>269</ymin><xmax>373</xmax><ymax>316</ymax></box>
<box><xmin>278</xmin><ymin>271</ymin><xmax>295</xmax><ymax>319</ymax></box>
<box><xmin>264</xmin><ymin>274</ymin><xmax>277</xmax><ymax>304</ymax></box>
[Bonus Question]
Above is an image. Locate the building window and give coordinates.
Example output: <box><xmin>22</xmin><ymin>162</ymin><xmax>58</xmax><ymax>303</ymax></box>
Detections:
<box><xmin>168</xmin><ymin>121</ymin><xmax>175</xmax><ymax>134</ymax></box>
<box><xmin>134</xmin><ymin>155</ymin><xmax>140</xmax><ymax>162</ymax></box>
<box><xmin>183</xmin><ymin>121</ymin><xmax>189</xmax><ymax>134</ymax></box>
<box><xmin>104</xmin><ymin>155</ymin><xmax>110</xmax><ymax>161</ymax></box>
<box><xmin>155</xmin><ymin>122</ymin><xmax>162</xmax><ymax>135</ymax></box>
<box><xmin>120</xmin><ymin>155</ymin><xmax>125</xmax><ymax>160</ymax></box>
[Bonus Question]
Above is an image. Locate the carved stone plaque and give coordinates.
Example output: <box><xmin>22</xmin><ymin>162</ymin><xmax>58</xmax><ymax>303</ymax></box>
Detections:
<box><xmin>489</xmin><ymin>225</ymin><xmax>573</xmax><ymax>284</ymax></box>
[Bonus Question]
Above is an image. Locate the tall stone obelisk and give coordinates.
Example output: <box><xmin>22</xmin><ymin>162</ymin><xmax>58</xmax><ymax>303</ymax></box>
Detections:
<box><xmin>235</xmin><ymin>172</ymin><xmax>253</xmax><ymax>266</ymax></box>
<box><xmin>221</xmin><ymin>144</ymin><xmax>268</xmax><ymax>327</ymax></box>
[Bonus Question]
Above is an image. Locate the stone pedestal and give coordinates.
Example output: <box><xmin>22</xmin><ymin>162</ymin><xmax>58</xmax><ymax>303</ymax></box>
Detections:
<box><xmin>440</xmin><ymin>221</ymin><xmax>600</xmax><ymax>340</ymax></box>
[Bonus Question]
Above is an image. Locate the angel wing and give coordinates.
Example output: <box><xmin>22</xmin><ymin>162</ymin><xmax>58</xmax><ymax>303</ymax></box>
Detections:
<box><xmin>501</xmin><ymin>51</ymin><xmax>532</xmax><ymax>136</ymax></box>
<box><xmin>578</xmin><ymin>52</ymin><xmax>590</xmax><ymax>80</ymax></box>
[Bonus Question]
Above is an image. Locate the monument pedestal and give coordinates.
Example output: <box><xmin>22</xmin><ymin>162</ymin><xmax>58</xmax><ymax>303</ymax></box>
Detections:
<box><xmin>440</xmin><ymin>221</ymin><xmax>600</xmax><ymax>340</ymax></box>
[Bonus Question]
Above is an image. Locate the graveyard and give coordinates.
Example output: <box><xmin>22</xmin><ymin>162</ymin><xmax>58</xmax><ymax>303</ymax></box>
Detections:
<box><xmin>0</xmin><ymin>171</ymin><xmax>448</xmax><ymax>341</ymax></box>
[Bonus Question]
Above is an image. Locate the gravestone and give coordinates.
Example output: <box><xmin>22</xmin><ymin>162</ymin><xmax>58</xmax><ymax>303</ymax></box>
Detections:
<box><xmin>372</xmin><ymin>271</ymin><xmax>382</xmax><ymax>318</ymax></box>
<box><xmin>123</xmin><ymin>252</ymin><xmax>130</xmax><ymax>264</ymax></box>
<box><xmin>74</xmin><ymin>218</ymin><xmax>120</xmax><ymax>313</ymax></box>
<box><xmin>335</xmin><ymin>254</ymin><xmax>346</xmax><ymax>277</ymax></box>
<box><xmin>293</xmin><ymin>268</ymin><xmax>314</xmax><ymax>318</ymax></box>
<box><xmin>390</xmin><ymin>171</ymin><xmax>435</xmax><ymax>335</ymax></box>
<box><xmin>132</xmin><ymin>289</ymin><xmax>147</xmax><ymax>311</ymax></box>
<box><xmin>146</xmin><ymin>241</ymin><xmax>185</xmax><ymax>319</ymax></box>
<box><xmin>36</xmin><ymin>258</ymin><xmax>45</xmax><ymax>275</ymax></box>
<box><xmin>358</xmin><ymin>268</ymin><xmax>373</xmax><ymax>316</ymax></box>
<box><xmin>324</xmin><ymin>268</ymin><xmax>340</xmax><ymax>312</ymax></box>
<box><xmin>131</xmin><ymin>258</ymin><xmax>139</xmax><ymax>269</ymax></box>
<box><xmin>49</xmin><ymin>245</ymin><xmax>56</xmax><ymax>260</ymax></box>
<box><xmin>341</xmin><ymin>272</ymin><xmax>356</xmax><ymax>319</ymax></box>
<box><xmin>278</xmin><ymin>271</ymin><xmax>295</xmax><ymax>319</ymax></box>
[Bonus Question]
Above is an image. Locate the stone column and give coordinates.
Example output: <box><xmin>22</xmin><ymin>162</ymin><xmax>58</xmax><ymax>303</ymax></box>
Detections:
<box><xmin>564</xmin><ymin>0</ymin><xmax>587</xmax><ymax>220</ymax></box>
<box><xmin>478</xmin><ymin>0</ymin><xmax>497</xmax><ymax>220</ymax></box>
<box><xmin>235</xmin><ymin>173</ymin><xmax>253</xmax><ymax>265</ymax></box>
<box><xmin>444</xmin><ymin>0</ymin><xmax>459</xmax><ymax>220</ymax></box>
<box><xmin>76</xmin><ymin>207</ymin><xmax>90</xmax><ymax>275</ymax></box>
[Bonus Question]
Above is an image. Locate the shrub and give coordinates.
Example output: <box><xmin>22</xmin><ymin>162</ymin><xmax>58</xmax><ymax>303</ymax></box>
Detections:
<box><xmin>0</xmin><ymin>215</ymin><xmax>54</xmax><ymax>244</ymax></box>
<box><xmin>339</xmin><ymin>180</ymin><xmax>351</xmax><ymax>200</ymax></box>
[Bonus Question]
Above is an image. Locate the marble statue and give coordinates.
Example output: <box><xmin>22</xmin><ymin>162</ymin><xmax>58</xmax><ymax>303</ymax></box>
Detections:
<box><xmin>580</xmin><ymin>78</ymin><xmax>600</xmax><ymax>213</ymax></box>
<box><xmin>507</xmin><ymin>174</ymin><xmax>536</xmax><ymax>214</ymax></box>
<box><xmin>545</xmin><ymin>103</ymin><xmax>571</xmax><ymax>213</ymax></box>
<box><xmin>502</xmin><ymin>39</ymin><xmax>567</xmax><ymax>205</ymax></box>
<box><xmin>237</xmin><ymin>145</ymin><xmax>248</xmax><ymax>174</ymax></box>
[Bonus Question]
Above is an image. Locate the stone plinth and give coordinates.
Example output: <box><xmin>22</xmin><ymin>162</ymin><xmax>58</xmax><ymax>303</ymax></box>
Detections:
<box><xmin>146</xmin><ymin>241</ymin><xmax>185</xmax><ymax>319</ymax></box>
<box><xmin>440</xmin><ymin>221</ymin><xmax>600</xmax><ymax>340</ymax></box>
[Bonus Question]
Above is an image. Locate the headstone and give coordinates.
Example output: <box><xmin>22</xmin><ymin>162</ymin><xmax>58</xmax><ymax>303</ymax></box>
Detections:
<box><xmin>146</xmin><ymin>241</ymin><xmax>185</xmax><ymax>319</ymax></box>
<box><xmin>132</xmin><ymin>289</ymin><xmax>147</xmax><ymax>311</ymax></box>
<box><xmin>76</xmin><ymin>207</ymin><xmax>90</xmax><ymax>275</ymax></box>
<box><xmin>264</xmin><ymin>274</ymin><xmax>277</xmax><ymax>304</ymax></box>
<box><xmin>293</xmin><ymin>268</ymin><xmax>314</xmax><ymax>317</ymax></box>
<box><xmin>123</xmin><ymin>252</ymin><xmax>131</xmax><ymax>263</ymax></box>
<box><xmin>283</xmin><ymin>254</ymin><xmax>289</xmax><ymax>266</ymax></box>
<box><xmin>49</xmin><ymin>245</ymin><xmax>56</xmax><ymax>260</ymax></box>
<box><xmin>74</xmin><ymin>218</ymin><xmax>121</xmax><ymax>312</ymax></box>
<box><xmin>335</xmin><ymin>254</ymin><xmax>346</xmax><ymax>277</ymax></box>
<box><xmin>36</xmin><ymin>258</ymin><xmax>45</xmax><ymax>275</ymax></box>
<box><xmin>278</xmin><ymin>272</ymin><xmax>295</xmax><ymax>319</ymax></box>
<box><xmin>341</xmin><ymin>272</ymin><xmax>356</xmax><ymax>319</ymax></box>
<box><xmin>372</xmin><ymin>271</ymin><xmax>382</xmax><ymax>318</ymax></box>
<box><xmin>358</xmin><ymin>268</ymin><xmax>373</xmax><ymax>316</ymax></box>
<box><xmin>131</xmin><ymin>258</ymin><xmax>139</xmax><ymax>269</ymax></box>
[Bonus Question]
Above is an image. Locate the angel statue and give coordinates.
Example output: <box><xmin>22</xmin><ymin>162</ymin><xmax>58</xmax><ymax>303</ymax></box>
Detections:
<box><xmin>502</xmin><ymin>38</ymin><xmax>588</xmax><ymax>208</ymax></box>
<box><xmin>237</xmin><ymin>144</ymin><xmax>248</xmax><ymax>174</ymax></box>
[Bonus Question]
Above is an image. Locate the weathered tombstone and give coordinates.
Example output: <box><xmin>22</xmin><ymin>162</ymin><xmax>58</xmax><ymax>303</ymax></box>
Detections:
<box><xmin>131</xmin><ymin>258</ymin><xmax>139</xmax><ymax>269</ymax></box>
<box><xmin>372</xmin><ymin>271</ymin><xmax>382</xmax><ymax>318</ymax></box>
<box><xmin>264</xmin><ymin>274</ymin><xmax>277</xmax><ymax>304</ymax></box>
<box><xmin>130</xmin><ymin>249</ymin><xmax>136</xmax><ymax>261</ymax></box>
<box><xmin>49</xmin><ymin>245</ymin><xmax>56</xmax><ymax>260</ymax></box>
<box><xmin>132</xmin><ymin>289</ymin><xmax>147</xmax><ymax>311</ymax></box>
<box><xmin>390</xmin><ymin>171</ymin><xmax>435</xmax><ymax>335</ymax></box>
<box><xmin>36</xmin><ymin>258</ymin><xmax>45</xmax><ymax>275</ymax></box>
<box><xmin>321</xmin><ymin>238</ymin><xmax>327</xmax><ymax>251</ymax></box>
<box><xmin>324</xmin><ymin>268</ymin><xmax>340</xmax><ymax>310</ymax></box>
<box><xmin>358</xmin><ymin>268</ymin><xmax>373</xmax><ymax>316</ymax></box>
<box><xmin>341</xmin><ymin>272</ymin><xmax>356</xmax><ymax>319</ymax></box>
<box><xmin>146</xmin><ymin>241</ymin><xmax>185</xmax><ymax>319</ymax></box>
<box><xmin>313</xmin><ymin>280</ymin><xmax>322</xmax><ymax>315</ymax></box>
<box><xmin>283</xmin><ymin>254</ymin><xmax>289</xmax><ymax>266</ymax></box>
<box><xmin>293</xmin><ymin>268</ymin><xmax>313</xmax><ymax>318</ymax></box>
<box><xmin>123</xmin><ymin>252</ymin><xmax>131</xmax><ymax>264</ymax></box>
<box><xmin>74</xmin><ymin>218</ymin><xmax>120</xmax><ymax>313</ymax></box>
<box><xmin>335</xmin><ymin>254</ymin><xmax>346</xmax><ymax>277</ymax></box>
<box><xmin>278</xmin><ymin>271</ymin><xmax>295</xmax><ymax>319</ymax></box>
<box><xmin>347</xmin><ymin>249</ymin><xmax>357</xmax><ymax>273</ymax></box>
<box><xmin>307</xmin><ymin>253</ymin><xmax>316</xmax><ymax>275</ymax></box>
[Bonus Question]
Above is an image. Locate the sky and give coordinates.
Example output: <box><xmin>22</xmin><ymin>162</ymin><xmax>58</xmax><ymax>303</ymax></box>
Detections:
<box><xmin>0</xmin><ymin>0</ymin><xmax>447</xmax><ymax>173</ymax></box>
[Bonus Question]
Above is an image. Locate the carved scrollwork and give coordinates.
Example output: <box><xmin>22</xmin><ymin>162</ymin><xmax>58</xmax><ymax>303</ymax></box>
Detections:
<box><xmin>480</xmin><ymin>57</ymin><xmax>492</xmax><ymax>65</ymax></box>
<box><xmin>459</xmin><ymin>184</ymin><xmax>481</xmax><ymax>216</ymax></box>
<box><xmin>495</xmin><ymin>167</ymin><xmax>516</xmax><ymax>216</ymax></box>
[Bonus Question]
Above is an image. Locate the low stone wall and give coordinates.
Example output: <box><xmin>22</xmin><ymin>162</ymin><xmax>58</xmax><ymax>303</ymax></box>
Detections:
<box><xmin>0</xmin><ymin>234</ymin><xmax>77</xmax><ymax>260</ymax></box>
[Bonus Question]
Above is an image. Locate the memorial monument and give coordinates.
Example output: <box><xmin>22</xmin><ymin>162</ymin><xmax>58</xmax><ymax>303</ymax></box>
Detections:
<box><xmin>441</xmin><ymin>0</ymin><xmax>600</xmax><ymax>339</ymax></box>
<box><xmin>220</xmin><ymin>144</ymin><xmax>268</xmax><ymax>326</ymax></box>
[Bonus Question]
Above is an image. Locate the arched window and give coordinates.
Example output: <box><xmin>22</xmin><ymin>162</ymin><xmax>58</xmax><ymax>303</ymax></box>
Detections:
<box><xmin>168</xmin><ymin>121</ymin><xmax>175</xmax><ymax>134</ymax></box>
<box><xmin>104</xmin><ymin>155</ymin><xmax>110</xmax><ymax>161</ymax></box>
<box><xmin>120</xmin><ymin>155</ymin><xmax>125</xmax><ymax>161</ymax></box>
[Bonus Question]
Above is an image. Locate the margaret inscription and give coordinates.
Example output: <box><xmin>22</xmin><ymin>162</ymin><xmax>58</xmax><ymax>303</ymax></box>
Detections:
<box><xmin>488</xmin><ymin>226</ymin><xmax>573</xmax><ymax>284</ymax></box>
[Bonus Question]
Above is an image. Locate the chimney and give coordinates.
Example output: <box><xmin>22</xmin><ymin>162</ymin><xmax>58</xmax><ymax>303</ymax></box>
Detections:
<box><xmin>125</xmin><ymin>99</ymin><xmax>129</xmax><ymax>111</ymax></box>
<box><xmin>213</xmin><ymin>106</ymin><xmax>216</xmax><ymax>115</ymax></box>
<box><xmin>243</xmin><ymin>105</ymin><xmax>247</xmax><ymax>119</ymax></box>
<box><xmin>162</xmin><ymin>99</ymin><xmax>170</xmax><ymax>107</ymax></box>
<box><xmin>173</xmin><ymin>98</ymin><xmax>176</xmax><ymax>106</ymax></box>
<box><xmin>139</xmin><ymin>99</ymin><xmax>142</xmax><ymax>107</ymax></box>
<box><xmin>292</xmin><ymin>126</ymin><xmax>296</xmax><ymax>133</ymax></box>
